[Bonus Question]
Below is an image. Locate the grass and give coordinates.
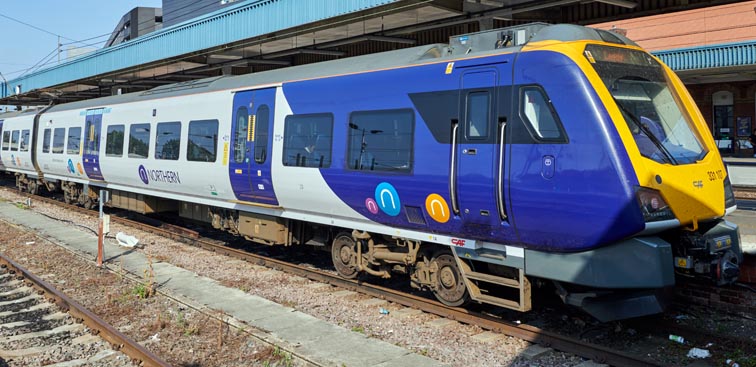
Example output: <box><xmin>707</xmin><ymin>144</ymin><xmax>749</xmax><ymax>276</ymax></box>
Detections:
<box><xmin>350</xmin><ymin>325</ymin><xmax>365</xmax><ymax>334</ymax></box>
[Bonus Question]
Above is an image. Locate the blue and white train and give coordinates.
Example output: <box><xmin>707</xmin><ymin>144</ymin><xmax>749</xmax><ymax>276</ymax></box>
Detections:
<box><xmin>0</xmin><ymin>24</ymin><xmax>743</xmax><ymax>321</ymax></box>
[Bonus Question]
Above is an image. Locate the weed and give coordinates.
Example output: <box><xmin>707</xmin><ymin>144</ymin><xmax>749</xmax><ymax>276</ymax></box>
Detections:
<box><xmin>133</xmin><ymin>256</ymin><xmax>156</xmax><ymax>299</ymax></box>
<box><xmin>351</xmin><ymin>326</ymin><xmax>365</xmax><ymax>334</ymax></box>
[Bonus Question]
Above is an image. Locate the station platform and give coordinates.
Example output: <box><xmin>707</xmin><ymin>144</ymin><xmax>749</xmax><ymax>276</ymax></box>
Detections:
<box><xmin>0</xmin><ymin>202</ymin><xmax>443</xmax><ymax>367</ymax></box>
<box><xmin>724</xmin><ymin>157</ymin><xmax>756</xmax><ymax>187</ymax></box>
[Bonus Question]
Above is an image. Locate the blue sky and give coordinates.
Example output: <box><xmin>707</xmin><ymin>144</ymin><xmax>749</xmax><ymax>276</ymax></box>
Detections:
<box><xmin>0</xmin><ymin>1</ymin><xmax>162</xmax><ymax>81</ymax></box>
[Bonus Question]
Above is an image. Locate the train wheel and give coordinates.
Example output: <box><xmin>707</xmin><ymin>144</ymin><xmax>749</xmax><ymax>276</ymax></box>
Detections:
<box><xmin>331</xmin><ymin>233</ymin><xmax>359</xmax><ymax>279</ymax></box>
<box><xmin>27</xmin><ymin>180</ymin><xmax>39</xmax><ymax>195</ymax></box>
<box><xmin>431</xmin><ymin>252</ymin><xmax>469</xmax><ymax>307</ymax></box>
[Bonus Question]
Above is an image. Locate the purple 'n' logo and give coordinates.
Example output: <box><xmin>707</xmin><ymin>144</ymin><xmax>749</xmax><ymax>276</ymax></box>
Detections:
<box><xmin>138</xmin><ymin>165</ymin><xmax>149</xmax><ymax>184</ymax></box>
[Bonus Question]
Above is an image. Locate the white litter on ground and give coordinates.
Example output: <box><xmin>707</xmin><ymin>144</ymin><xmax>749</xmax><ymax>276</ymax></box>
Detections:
<box><xmin>116</xmin><ymin>232</ymin><xmax>139</xmax><ymax>248</ymax></box>
<box><xmin>687</xmin><ymin>348</ymin><xmax>711</xmax><ymax>359</ymax></box>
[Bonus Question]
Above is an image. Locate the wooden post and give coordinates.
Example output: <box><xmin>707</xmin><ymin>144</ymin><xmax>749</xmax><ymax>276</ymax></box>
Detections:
<box><xmin>97</xmin><ymin>218</ymin><xmax>103</xmax><ymax>267</ymax></box>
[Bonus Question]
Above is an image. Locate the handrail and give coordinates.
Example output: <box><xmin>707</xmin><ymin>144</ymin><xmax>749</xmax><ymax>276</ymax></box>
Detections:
<box><xmin>450</xmin><ymin>122</ymin><xmax>460</xmax><ymax>215</ymax></box>
<box><xmin>496</xmin><ymin>120</ymin><xmax>507</xmax><ymax>220</ymax></box>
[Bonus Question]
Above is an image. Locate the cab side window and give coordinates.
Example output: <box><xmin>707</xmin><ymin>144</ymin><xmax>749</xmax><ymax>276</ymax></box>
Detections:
<box><xmin>520</xmin><ymin>86</ymin><xmax>566</xmax><ymax>142</ymax></box>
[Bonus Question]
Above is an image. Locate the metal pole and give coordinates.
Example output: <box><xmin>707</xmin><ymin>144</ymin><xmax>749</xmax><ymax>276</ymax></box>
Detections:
<box><xmin>97</xmin><ymin>190</ymin><xmax>104</xmax><ymax>267</ymax></box>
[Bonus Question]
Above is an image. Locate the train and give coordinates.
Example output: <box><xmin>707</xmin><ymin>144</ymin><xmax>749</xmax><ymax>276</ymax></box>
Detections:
<box><xmin>0</xmin><ymin>23</ymin><xmax>743</xmax><ymax>321</ymax></box>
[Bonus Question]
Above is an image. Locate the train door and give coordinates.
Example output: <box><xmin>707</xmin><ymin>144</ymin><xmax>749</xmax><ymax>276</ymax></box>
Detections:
<box><xmin>453</xmin><ymin>69</ymin><xmax>508</xmax><ymax>235</ymax></box>
<box><xmin>229</xmin><ymin>88</ymin><xmax>278</xmax><ymax>205</ymax></box>
<box><xmin>0</xmin><ymin>120</ymin><xmax>5</xmax><ymax>170</ymax></box>
<box><xmin>82</xmin><ymin>109</ymin><xmax>104</xmax><ymax>180</ymax></box>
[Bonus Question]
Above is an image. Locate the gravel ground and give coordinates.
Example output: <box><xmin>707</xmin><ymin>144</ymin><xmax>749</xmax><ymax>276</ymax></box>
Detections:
<box><xmin>0</xmin><ymin>189</ymin><xmax>592</xmax><ymax>366</ymax></box>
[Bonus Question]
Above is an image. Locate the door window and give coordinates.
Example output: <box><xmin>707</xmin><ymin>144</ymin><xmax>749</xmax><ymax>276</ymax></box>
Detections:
<box><xmin>466</xmin><ymin>92</ymin><xmax>490</xmax><ymax>139</ymax></box>
<box><xmin>254</xmin><ymin>105</ymin><xmax>270</xmax><ymax>164</ymax></box>
<box><xmin>234</xmin><ymin>107</ymin><xmax>248</xmax><ymax>163</ymax></box>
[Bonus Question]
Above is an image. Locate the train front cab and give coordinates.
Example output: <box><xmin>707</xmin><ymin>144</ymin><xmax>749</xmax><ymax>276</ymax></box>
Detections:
<box><xmin>506</xmin><ymin>26</ymin><xmax>742</xmax><ymax>321</ymax></box>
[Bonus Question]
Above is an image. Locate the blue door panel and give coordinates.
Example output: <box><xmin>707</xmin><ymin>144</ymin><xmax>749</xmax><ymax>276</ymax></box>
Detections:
<box><xmin>229</xmin><ymin>88</ymin><xmax>278</xmax><ymax>205</ymax></box>
<box><xmin>82</xmin><ymin>110</ymin><xmax>104</xmax><ymax>180</ymax></box>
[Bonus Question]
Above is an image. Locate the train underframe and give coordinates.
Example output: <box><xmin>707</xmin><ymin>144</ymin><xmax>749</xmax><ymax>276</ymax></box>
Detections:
<box><xmin>15</xmin><ymin>176</ymin><xmax>743</xmax><ymax>321</ymax></box>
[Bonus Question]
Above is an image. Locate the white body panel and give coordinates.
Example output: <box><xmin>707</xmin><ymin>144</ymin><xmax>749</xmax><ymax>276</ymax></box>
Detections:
<box><xmin>36</xmin><ymin>110</ymin><xmax>87</xmax><ymax>182</ymax></box>
<box><xmin>0</xmin><ymin>114</ymin><xmax>37</xmax><ymax>175</ymax></box>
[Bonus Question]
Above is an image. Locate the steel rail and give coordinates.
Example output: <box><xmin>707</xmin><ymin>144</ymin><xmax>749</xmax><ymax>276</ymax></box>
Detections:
<box><xmin>0</xmin><ymin>253</ymin><xmax>171</xmax><ymax>367</ymax></box>
<box><xmin>6</xmin><ymin>187</ymin><xmax>660</xmax><ymax>367</ymax></box>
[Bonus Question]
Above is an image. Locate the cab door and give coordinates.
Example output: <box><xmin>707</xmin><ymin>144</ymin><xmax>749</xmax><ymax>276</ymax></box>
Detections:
<box><xmin>229</xmin><ymin>88</ymin><xmax>278</xmax><ymax>205</ymax></box>
<box><xmin>82</xmin><ymin>109</ymin><xmax>104</xmax><ymax>180</ymax></box>
<box><xmin>453</xmin><ymin>69</ymin><xmax>511</xmax><ymax>237</ymax></box>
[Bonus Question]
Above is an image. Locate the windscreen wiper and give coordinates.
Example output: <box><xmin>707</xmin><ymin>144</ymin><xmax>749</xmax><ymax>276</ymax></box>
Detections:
<box><xmin>613</xmin><ymin>97</ymin><xmax>678</xmax><ymax>165</ymax></box>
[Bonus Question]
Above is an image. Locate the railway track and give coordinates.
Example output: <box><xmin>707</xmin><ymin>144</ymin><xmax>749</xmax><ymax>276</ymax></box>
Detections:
<box><xmin>1</xmin><ymin>185</ymin><xmax>664</xmax><ymax>367</ymax></box>
<box><xmin>0</xmin><ymin>251</ymin><xmax>169</xmax><ymax>367</ymax></box>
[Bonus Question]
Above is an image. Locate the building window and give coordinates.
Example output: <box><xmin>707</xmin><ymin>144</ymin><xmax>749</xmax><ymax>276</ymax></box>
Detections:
<box><xmin>155</xmin><ymin>121</ymin><xmax>181</xmax><ymax>160</ymax></box>
<box><xmin>520</xmin><ymin>86</ymin><xmax>566</xmax><ymax>141</ymax></box>
<box><xmin>106</xmin><ymin>125</ymin><xmax>125</xmax><ymax>157</ymax></box>
<box><xmin>42</xmin><ymin>129</ymin><xmax>51</xmax><ymax>153</ymax></box>
<box><xmin>10</xmin><ymin>130</ymin><xmax>19</xmax><ymax>152</ymax></box>
<box><xmin>20</xmin><ymin>130</ymin><xmax>30</xmax><ymax>152</ymax></box>
<box><xmin>347</xmin><ymin>109</ymin><xmax>414</xmax><ymax>172</ymax></box>
<box><xmin>129</xmin><ymin>123</ymin><xmax>151</xmax><ymax>158</ymax></box>
<box><xmin>1</xmin><ymin>131</ymin><xmax>9</xmax><ymax>151</ymax></box>
<box><xmin>254</xmin><ymin>105</ymin><xmax>270</xmax><ymax>164</ymax></box>
<box><xmin>52</xmin><ymin>128</ymin><xmax>65</xmax><ymax>154</ymax></box>
<box><xmin>234</xmin><ymin>107</ymin><xmax>248</xmax><ymax>164</ymax></box>
<box><xmin>187</xmin><ymin>120</ymin><xmax>218</xmax><ymax>162</ymax></box>
<box><xmin>67</xmin><ymin>128</ymin><xmax>81</xmax><ymax>155</ymax></box>
<box><xmin>283</xmin><ymin>114</ymin><xmax>333</xmax><ymax>168</ymax></box>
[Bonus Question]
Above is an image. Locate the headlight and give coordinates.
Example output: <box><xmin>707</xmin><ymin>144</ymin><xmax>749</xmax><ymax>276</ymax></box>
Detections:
<box><xmin>636</xmin><ymin>187</ymin><xmax>675</xmax><ymax>222</ymax></box>
<box><xmin>724</xmin><ymin>176</ymin><xmax>735</xmax><ymax>209</ymax></box>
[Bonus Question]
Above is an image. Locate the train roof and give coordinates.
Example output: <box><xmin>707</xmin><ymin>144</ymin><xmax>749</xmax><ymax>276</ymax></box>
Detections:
<box><xmin>0</xmin><ymin>108</ymin><xmax>43</xmax><ymax>120</ymax></box>
<box><xmin>46</xmin><ymin>23</ymin><xmax>636</xmax><ymax>114</ymax></box>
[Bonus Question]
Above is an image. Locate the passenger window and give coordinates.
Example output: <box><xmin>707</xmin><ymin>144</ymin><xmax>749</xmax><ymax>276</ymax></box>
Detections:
<box><xmin>347</xmin><ymin>109</ymin><xmax>414</xmax><ymax>172</ymax></box>
<box><xmin>282</xmin><ymin>114</ymin><xmax>333</xmax><ymax>168</ymax></box>
<box><xmin>128</xmin><ymin>123</ymin><xmax>151</xmax><ymax>159</ymax></box>
<box><xmin>187</xmin><ymin>120</ymin><xmax>218</xmax><ymax>162</ymax></box>
<box><xmin>20</xmin><ymin>130</ymin><xmax>30</xmax><ymax>152</ymax></box>
<box><xmin>1</xmin><ymin>131</ymin><xmax>9</xmax><ymax>151</ymax></box>
<box><xmin>155</xmin><ymin>122</ymin><xmax>181</xmax><ymax>160</ymax></box>
<box><xmin>52</xmin><ymin>128</ymin><xmax>65</xmax><ymax>154</ymax></box>
<box><xmin>520</xmin><ymin>87</ymin><xmax>565</xmax><ymax>141</ymax></box>
<box><xmin>234</xmin><ymin>107</ymin><xmax>248</xmax><ymax>163</ymax></box>
<box><xmin>67</xmin><ymin>128</ymin><xmax>81</xmax><ymax>155</ymax></box>
<box><xmin>42</xmin><ymin>129</ymin><xmax>51</xmax><ymax>153</ymax></box>
<box><xmin>10</xmin><ymin>130</ymin><xmax>19</xmax><ymax>151</ymax></box>
<box><xmin>106</xmin><ymin>125</ymin><xmax>125</xmax><ymax>157</ymax></box>
<box><xmin>254</xmin><ymin>105</ymin><xmax>270</xmax><ymax>164</ymax></box>
<box><xmin>466</xmin><ymin>92</ymin><xmax>490</xmax><ymax>139</ymax></box>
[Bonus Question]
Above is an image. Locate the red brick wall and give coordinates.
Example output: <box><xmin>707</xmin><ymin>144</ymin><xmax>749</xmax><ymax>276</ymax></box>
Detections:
<box><xmin>590</xmin><ymin>1</ymin><xmax>756</xmax><ymax>51</ymax></box>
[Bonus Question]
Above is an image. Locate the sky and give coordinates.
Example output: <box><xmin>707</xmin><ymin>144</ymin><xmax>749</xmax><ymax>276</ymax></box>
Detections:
<box><xmin>0</xmin><ymin>1</ymin><xmax>162</xmax><ymax>82</ymax></box>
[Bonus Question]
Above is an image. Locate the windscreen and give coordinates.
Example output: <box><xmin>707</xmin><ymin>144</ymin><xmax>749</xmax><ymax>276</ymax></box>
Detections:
<box><xmin>585</xmin><ymin>44</ymin><xmax>707</xmax><ymax>164</ymax></box>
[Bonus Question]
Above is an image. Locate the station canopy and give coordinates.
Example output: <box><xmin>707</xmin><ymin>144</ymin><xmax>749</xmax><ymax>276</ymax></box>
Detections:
<box><xmin>0</xmin><ymin>0</ymin><xmax>745</xmax><ymax>107</ymax></box>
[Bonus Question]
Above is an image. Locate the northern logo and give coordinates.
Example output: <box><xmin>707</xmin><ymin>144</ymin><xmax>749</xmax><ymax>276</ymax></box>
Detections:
<box><xmin>138</xmin><ymin>165</ymin><xmax>149</xmax><ymax>184</ymax></box>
